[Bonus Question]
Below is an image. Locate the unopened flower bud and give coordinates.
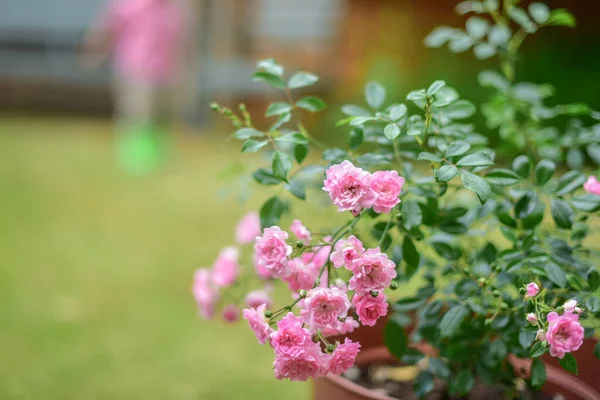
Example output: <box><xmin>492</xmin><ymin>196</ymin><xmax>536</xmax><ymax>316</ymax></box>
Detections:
<box><xmin>525</xmin><ymin>282</ymin><xmax>539</xmax><ymax>298</ymax></box>
<box><xmin>526</xmin><ymin>313</ymin><xmax>538</xmax><ymax>325</ymax></box>
<box><xmin>484</xmin><ymin>318</ymin><xmax>492</xmax><ymax>326</ymax></box>
<box><xmin>222</xmin><ymin>305</ymin><xmax>239</xmax><ymax>323</ymax></box>
<box><xmin>478</xmin><ymin>277</ymin><xmax>486</xmax><ymax>287</ymax></box>
<box><xmin>296</xmin><ymin>241</ymin><xmax>304</xmax><ymax>248</ymax></box>
<box><xmin>370</xmin><ymin>290</ymin><xmax>379</xmax><ymax>297</ymax></box>
<box><xmin>326</xmin><ymin>343</ymin><xmax>335</xmax><ymax>353</ymax></box>
<box><xmin>390</xmin><ymin>281</ymin><xmax>398</xmax><ymax>290</ymax></box>
<box><xmin>298</xmin><ymin>290</ymin><xmax>308</xmax><ymax>298</ymax></box>
<box><xmin>563</xmin><ymin>299</ymin><xmax>578</xmax><ymax>313</ymax></box>
<box><xmin>536</xmin><ymin>329</ymin><xmax>546</xmax><ymax>342</ymax></box>
<box><xmin>210</xmin><ymin>102</ymin><xmax>219</xmax><ymax>111</ymax></box>
<box><xmin>500</xmin><ymin>302</ymin><xmax>508</xmax><ymax>310</ymax></box>
<box><xmin>264</xmin><ymin>310</ymin><xmax>273</xmax><ymax>318</ymax></box>
<box><xmin>492</xmin><ymin>290</ymin><xmax>501</xmax><ymax>297</ymax></box>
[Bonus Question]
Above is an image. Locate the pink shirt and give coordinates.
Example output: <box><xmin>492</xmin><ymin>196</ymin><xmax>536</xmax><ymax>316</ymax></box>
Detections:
<box><xmin>104</xmin><ymin>0</ymin><xmax>185</xmax><ymax>84</ymax></box>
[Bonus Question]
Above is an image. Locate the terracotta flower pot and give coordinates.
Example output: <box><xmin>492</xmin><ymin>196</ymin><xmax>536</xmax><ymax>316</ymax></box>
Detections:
<box><xmin>314</xmin><ymin>346</ymin><xmax>600</xmax><ymax>400</ymax></box>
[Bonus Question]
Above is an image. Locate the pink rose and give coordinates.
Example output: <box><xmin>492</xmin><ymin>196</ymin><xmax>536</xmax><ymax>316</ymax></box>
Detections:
<box><xmin>323</xmin><ymin>160</ymin><xmax>376</xmax><ymax>213</ymax></box>
<box><xmin>290</xmin><ymin>220</ymin><xmax>311</xmax><ymax>245</ymax></box>
<box><xmin>192</xmin><ymin>268</ymin><xmax>218</xmax><ymax>319</ymax></box>
<box><xmin>525</xmin><ymin>282</ymin><xmax>539</xmax><ymax>298</ymax></box>
<box><xmin>546</xmin><ymin>311</ymin><xmax>584</xmax><ymax>359</ymax></box>
<box><xmin>301</xmin><ymin>287</ymin><xmax>351</xmax><ymax>333</ymax></box>
<box><xmin>327</xmin><ymin>338</ymin><xmax>361</xmax><ymax>375</ymax></box>
<box><xmin>348</xmin><ymin>248</ymin><xmax>397</xmax><ymax>294</ymax></box>
<box><xmin>284</xmin><ymin>258</ymin><xmax>319</xmax><ymax>292</ymax></box>
<box><xmin>253</xmin><ymin>251</ymin><xmax>272</xmax><ymax>279</ymax></box>
<box><xmin>334</xmin><ymin>278</ymin><xmax>348</xmax><ymax>292</ymax></box>
<box><xmin>330</xmin><ymin>235</ymin><xmax>364</xmax><ymax>269</ymax></box>
<box><xmin>243</xmin><ymin>304</ymin><xmax>273</xmax><ymax>345</ymax></box>
<box><xmin>371</xmin><ymin>170</ymin><xmax>405</xmax><ymax>214</ymax></box>
<box><xmin>255</xmin><ymin>226</ymin><xmax>293</xmax><ymax>278</ymax></box>
<box><xmin>583</xmin><ymin>175</ymin><xmax>600</xmax><ymax>195</ymax></box>
<box><xmin>353</xmin><ymin>293</ymin><xmax>388</xmax><ymax>327</ymax></box>
<box><xmin>235</xmin><ymin>212</ymin><xmax>261</xmax><ymax>244</ymax></box>
<box><xmin>320</xmin><ymin>316</ymin><xmax>360</xmax><ymax>337</ymax></box>
<box><xmin>222</xmin><ymin>305</ymin><xmax>240</xmax><ymax>323</ymax></box>
<box><xmin>273</xmin><ymin>346</ymin><xmax>325</xmax><ymax>381</ymax></box>
<box><xmin>270</xmin><ymin>313</ymin><xmax>314</xmax><ymax>358</ymax></box>
<box><xmin>526</xmin><ymin>313</ymin><xmax>538</xmax><ymax>325</ymax></box>
<box><xmin>245</xmin><ymin>289</ymin><xmax>272</xmax><ymax>309</ymax></box>
<box><xmin>212</xmin><ymin>247</ymin><xmax>239</xmax><ymax>287</ymax></box>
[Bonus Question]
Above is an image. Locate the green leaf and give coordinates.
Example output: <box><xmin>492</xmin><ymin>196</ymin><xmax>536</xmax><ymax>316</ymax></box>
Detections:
<box><xmin>486</xmin><ymin>169</ymin><xmax>521</xmax><ymax>186</ymax></box>
<box><xmin>546</xmin><ymin>9</ymin><xmax>576</xmax><ymax>27</ymax></box>
<box><xmin>402</xmin><ymin>200</ymin><xmax>422</xmax><ymax>230</ymax></box>
<box><xmin>534</xmin><ymin>159</ymin><xmax>556</xmax><ymax>186</ymax></box>
<box><xmin>266</xmin><ymin>102</ymin><xmax>292</xmax><ymax>117</ymax></box>
<box><xmin>270</xmin><ymin>112</ymin><xmax>291</xmax><ymax>132</ymax></box>
<box><xmin>589</xmin><ymin>270</ymin><xmax>600</xmax><ymax>291</ymax></box>
<box><xmin>424</xmin><ymin>26</ymin><xmax>456</xmax><ymax>48</ymax></box>
<box><xmin>294</xmin><ymin>143</ymin><xmax>309</xmax><ymax>164</ymax></box>
<box><xmin>287</xmin><ymin>179</ymin><xmax>306</xmax><ymax>200</ymax></box>
<box><xmin>384</xmin><ymin>123</ymin><xmax>401</xmax><ymax>140</ymax></box>
<box><xmin>275</xmin><ymin>132</ymin><xmax>309</xmax><ymax>145</ymax></box>
<box><xmin>479</xmin><ymin>70</ymin><xmax>510</xmax><ymax>91</ymax></box>
<box><xmin>433</xmin><ymin>86</ymin><xmax>459</xmax><ymax>107</ymax></box>
<box><xmin>545</xmin><ymin>262</ymin><xmax>567</xmax><ymax>288</ymax></box>
<box><xmin>287</xmin><ymin>72</ymin><xmax>319</xmax><ymax>89</ymax></box>
<box><xmin>528</xmin><ymin>3</ymin><xmax>550</xmax><ymax>24</ymax></box>
<box><xmin>252</xmin><ymin>168</ymin><xmax>282</xmax><ymax>185</ymax></box>
<box><xmin>272</xmin><ymin>151</ymin><xmax>293</xmax><ymax>182</ymax></box>
<box><xmin>402</xmin><ymin>237</ymin><xmax>420</xmax><ymax>278</ymax></box>
<box><xmin>513</xmin><ymin>155</ymin><xmax>532</xmax><ymax>178</ymax></box>
<box><xmin>465</xmin><ymin>16</ymin><xmax>489</xmax><ymax>40</ymax></box>
<box><xmin>587</xmin><ymin>297</ymin><xmax>600</xmax><ymax>313</ymax></box>
<box><xmin>558</xmin><ymin>353</ymin><xmax>578</xmax><ymax>375</ymax></box>
<box><xmin>530</xmin><ymin>358</ymin><xmax>546</xmax><ymax>390</ymax></box>
<box><xmin>530</xmin><ymin>341</ymin><xmax>549</xmax><ymax>358</ymax></box>
<box><xmin>445</xmin><ymin>100</ymin><xmax>476</xmax><ymax>119</ymax></box>
<box><xmin>256</xmin><ymin>58</ymin><xmax>283</xmax><ymax>76</ymax></box>
<box><xmin>252</xmin><ymin>71</ymin><xmax>285</xmax><ymax>89</ymax></box>
<box><xmin>551</xmin><ymin>198</ymin><xmax>574</xmax><ymax>229</ymax></box>
<box><xmin>242</xmin><ymin>139</ymin><xmax>269</xmax><ymax>153</ymax></box>
<box><xmin>390</xmin><ymin>104</ymin><xmax>408</xmax><ymax>121</ymax></box>
<box><xmin>446</xmin><ymin>140</ymin><xmax>471</xmax><ymax>157</ymax></box>
<box><xmin>436</xmin><ymin>165</ymin><xmax>459</xmax><ymax>182</ymax></box>
<box><xmin>456</xmin><ymin>152</ymin><xmax>493</xmax><ymax>167</ymax></box>
<box><xmin>593</xmin><ymin>343</ymin><xmax>600</xmax><ymax>360</ymax></box>
<box><xmin>385</xmin><ymin>318</ymin><xmax>408</xmax><ymax>359</ymax></box>
<box><xmin>349</xmin><ymin>128</ymin><xmax>364</xmax><ymax>150</ymax></box>
<box><xmin>365</xmin><ymin>81</ymin><xmax>386</xmax><ymax>109</ymax></box>
<box><xmin>296</xmin><ymin>96</ymin><xmax>326</xmax><ymax>112</ymax></box>
<box><xmin>234</xmin><ymin>127</ymin><xmax>264</xmax><ymax>139</ymax></box>
<box><xmin>341</xmin><ymin>104</ymin><xmax>370</xmax><ymax>117</ymax></box>
<box><xmin>450</xmin><ymin>369</ymin><xmax>475</xmax><ymax>396</ymax></box>
<box><xmin>413</xmin><ymin>371</ymin><xmax>435</xmax><ymax>398</ymax></box>
<box><xmin>449</xmin><ymin>33</ymin><xmax>475</xmax><ymax>53</ymax></box>
<box><xmin>406</xmin><ymin>89</ymin><xmax>427</xmax><ymax>102</ymax></box>
<box><xmin>509</xmin><ymin>6</ymin><xmax>537</xmax><ymax>32</ymax></box>
<box><xmin>428</xmin><ymin>358</ymin><xmax>451</xmax><ymax>379</ymax></box>
<box><xmin>571</xmin><ymin>194</ymin><xmax>600</xmax><ymax>213</ymax></box>
<box><xmin>462</xmin><ymin>171</ymin><xmax>491</xmax><ymax>204</ymax></box>
<box><xmin>586</xmin><ymin>144</ymin><xmax>600</xmax><ymax>164</ymax></box>
<box><xmin>349</xmin><ymin>116</ymin><xmax>377</xmax><ymax>126</ymax></box>
<box><xmin>440</xmin><ymin>304</ymin><xmax>469</xmax><ymax>337</ymax></box>
<box><xmin>555</xmin><ymin>171</ymin><xmax>586</xmax><ymax>196</ymax></box>
<box><xmin>473</xmin><ymin>43</ymin><xmax>496</xmax><ymax>59</ymax></box>
<box><xmin>260</xmin><ymin>196</ymin><xmax>285</xmax><ymax>229</ymax></box>
<box><xmin>488</xmin><ymin>24</ymin><xmax>511</xmax><ymax>45</ymax></box>
<box><xmin>356</xmin><ymin>153</ymin><xmax>391</xmax><ymax>166</ymax></box>
<box><xmin>418</xmin><ymin>152</ymin><xmax>441</xmax><ymax>162</ymax></box>
<box><xmin>427</xmin><ymin>80</ymin><xmax>446</xmax><ymax>96</ymax></box>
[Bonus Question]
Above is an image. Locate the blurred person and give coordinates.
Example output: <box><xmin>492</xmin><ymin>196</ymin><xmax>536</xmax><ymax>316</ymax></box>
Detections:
<box><xmin>81</xmin><ymin>0</ymin><xmax>197</xmax><ymax>174</ymax></box>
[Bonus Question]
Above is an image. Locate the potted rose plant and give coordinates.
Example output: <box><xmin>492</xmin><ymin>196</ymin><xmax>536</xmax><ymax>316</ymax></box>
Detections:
<box><xmin>194</xmin><ymin>1</ymin><xmax>600</xmax><ymax>398</ymax></box>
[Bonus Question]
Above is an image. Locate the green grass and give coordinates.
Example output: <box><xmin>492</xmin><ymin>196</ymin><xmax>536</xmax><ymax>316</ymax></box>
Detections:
<box><xmin>0</xmin><ymin>115</ymin><xmax>314</xmax><ymax>399</ymax></box>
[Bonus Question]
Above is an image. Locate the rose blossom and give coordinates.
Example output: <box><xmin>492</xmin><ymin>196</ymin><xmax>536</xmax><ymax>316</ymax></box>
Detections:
<box><xmin>330</xmin><ymin>235</ymin><xmax>364</xmax><ymax>269</ymax></box>
<box><xmin>235</xmin><ymin>211</ymin><xmax>261</xmax><ymax>244</ymax></box>
<box><xmin>546</xmin><ymin>311</ymin><xmax>584</xmax><ymax>359</ymax></box>
<box><xmin>270</xmin><ymin>313</ymin><xmax>315</xmax><ymax>357</ymax></box>
<box><xmin>583</xmin><ymin>175</ymin><xmax>600</xmax><ymax>195</ymax></box>
<box><xmin>273</xmin><ymin>346</ymin><xmax>325</xmax><ymax>381</ymax></box>
<box><xmin>284</xmin><ymin>258</ymin><xmax>319</xmax><ymax>292</ymax></box>
<box><xmin>253</xmin><ymin>251</ymin><xmax>272</xmax><ymax>279</ymax></box>
<box><xmin>526</xmin><ymin>313</ymin><xmax>538</xmax><ymax>325</ymax></box>
<box><xmin>255</xmin><ymin>226</ymin><xmax>293</xmax><ymax>278</ymax></box>
<box><xmin>290</xmin><ymin>220</ymin><xmax>311</xmax><ymax>245</ymax></box>
<box><xmin>302</xmin><ymin>287</ymin><xmax>351</xmax><ymax>332</ymax></box>
<box><xmin>192</xmin><ymin>268</ymin><xmax>218</xmax><ymax>319</ymax></box>
<box><xmin>536</xmin><ymin>329</ymin><xmax>546</xmax><ymax>342</ymax></box>
<box><xmin>348</xmin><ymin>248</ymin><xmax>397</xmax><ymax>293</ymax></box>
<box><xmin>327</xmin><ymin>338</ymin><xmax>361</xmax><ymax>375</ymax></box>
<box><xmin>245</xmin><ymin>289</ymin><xmax>272</xmax><ymax>309</ymax></box>
<box><xmin>525</xmin><ymin>282</ymin><xmax>539</xmax><ymax>298</ymax></box>
<box><xmin>371</xmin><ymin>170</ymin><xmax>405</xmax><ymax>214</ymax></box>
<box><xmin>353</xmin><ymin>293</ymin><xmax>388</xmax><ymax>326</ymax></box>
<box><xmin>323</xmin><ymin>160</ymin><xmax>376</xmax><ymax>213</ymax></box>
<box><xmin>321</xmin><ymin>316</ymin><xmax>360</xmax><ymax>336</ymax></box>
<box><xmin>212</xmin><ymin>247</ymin><xmax>239</xmax><ymax>287</ymax></box>
<box><xmin>222</xmin><ymin>305</ymin><xmax>239</xmax><ymax>323</ymax></box>
<box><xmin>563</xmin><ymin>299</ymin><xmax>582</xmax><ymax>314</ymax></box>
<box><xmin>243</xmin><ymin>304</ymin><xmax>273</xmax><ymax>345</ymax></box>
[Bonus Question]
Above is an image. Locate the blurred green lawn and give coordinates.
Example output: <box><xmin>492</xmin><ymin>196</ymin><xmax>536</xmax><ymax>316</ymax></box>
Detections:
<box><xmin>0</xmin><ymin>115</ymin><xmax>312</xmax><ymax>399</ymax></box>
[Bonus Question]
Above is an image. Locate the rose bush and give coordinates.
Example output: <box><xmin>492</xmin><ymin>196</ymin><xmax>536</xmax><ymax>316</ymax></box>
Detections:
<box><xmin>194</xmin><ymin>0</ymin><xmax>600</xmax><ymax>397</ymax></box>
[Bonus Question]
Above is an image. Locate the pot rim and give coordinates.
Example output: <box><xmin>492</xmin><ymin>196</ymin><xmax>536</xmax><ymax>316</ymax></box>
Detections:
<box><xmin>321</xmin><ymin>346</ymin><xmax>600</xmax><ymax>400</ymax></box>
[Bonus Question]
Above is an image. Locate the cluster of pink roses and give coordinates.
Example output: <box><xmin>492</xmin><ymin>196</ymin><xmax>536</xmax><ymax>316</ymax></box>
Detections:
<box><xmin>525</xmin><ymin>283</ymin><xmax>584</xmax><ymax>360</ymax></box>
<box><xmin>323</xmin><ymin>160</ymin><xmax>405</xmax><ymax>216</ymax></box>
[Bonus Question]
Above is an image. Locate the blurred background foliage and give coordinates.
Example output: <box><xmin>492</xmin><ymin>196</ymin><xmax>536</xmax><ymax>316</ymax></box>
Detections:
<box><xmin>0</xmin><ymin>0</ymin><xmax>598</xmax><ymax>398</ymax></box>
